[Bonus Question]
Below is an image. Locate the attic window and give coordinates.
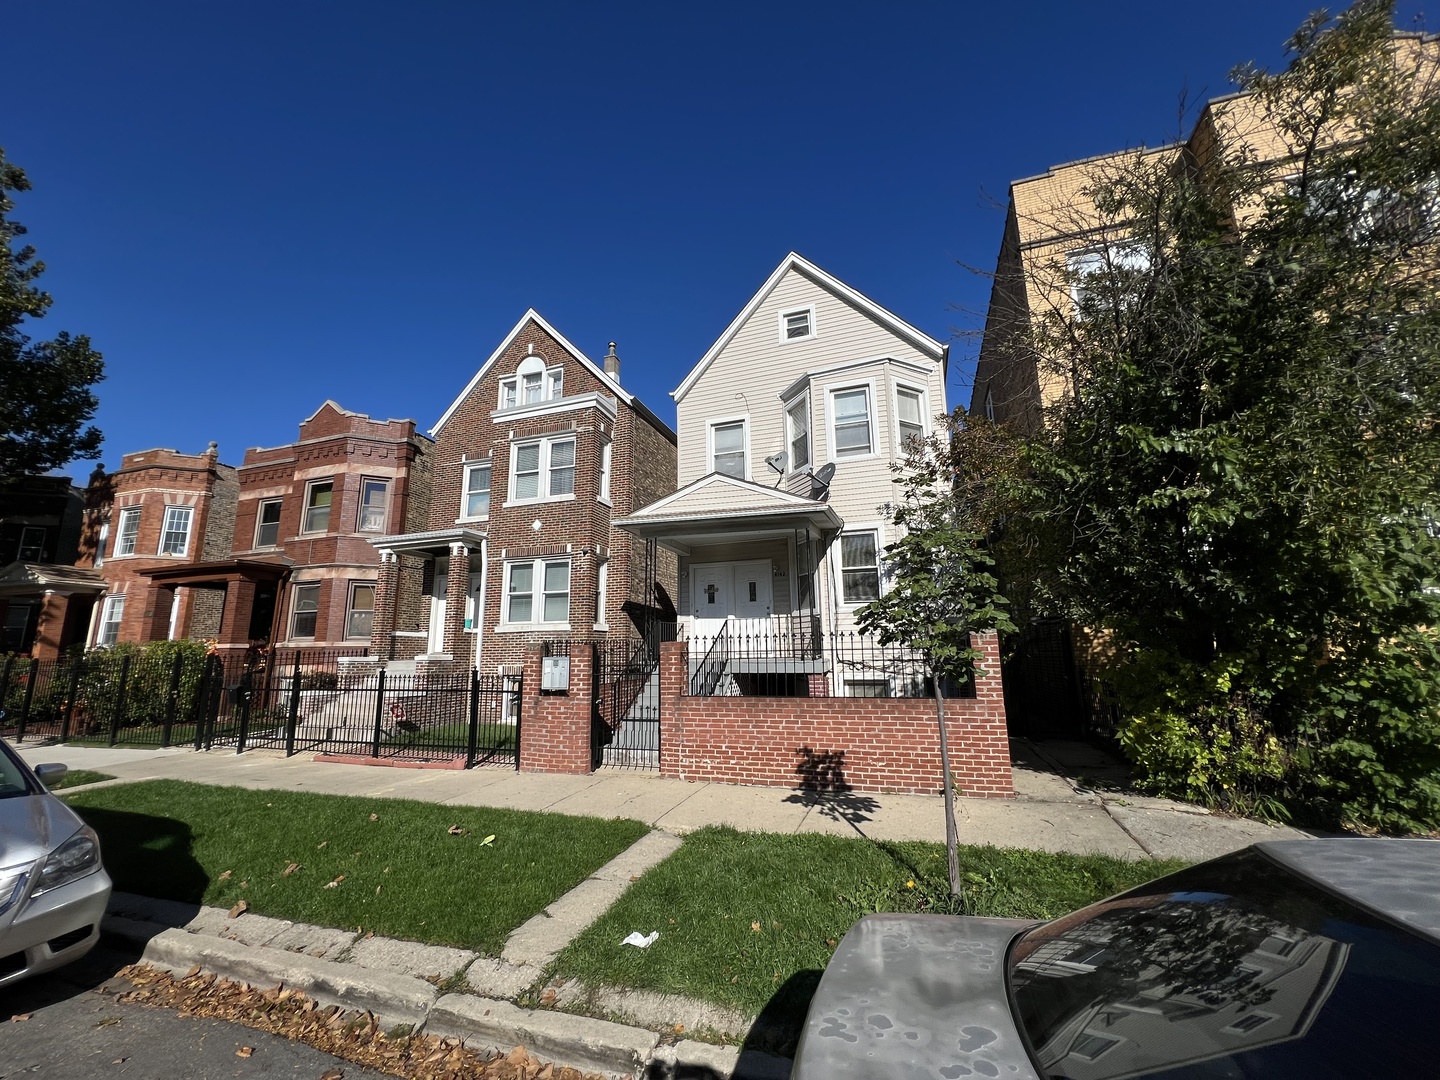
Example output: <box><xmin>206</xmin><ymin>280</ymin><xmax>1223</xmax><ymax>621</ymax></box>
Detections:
<box><xmin>500</xmin><ymin>358</ymin><xmax>564</xmax><ymax>409</ymax></box>
<box><xmin>779</xmin><ymin>306</ymin><xmax>815</xmax><ymax>343</ymax></box>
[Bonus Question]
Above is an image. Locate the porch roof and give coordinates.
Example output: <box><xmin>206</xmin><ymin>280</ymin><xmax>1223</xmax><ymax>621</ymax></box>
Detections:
<box><xmin>0</xmin><ymin>561</ymin><xmax>108</xmax><ymax>597</ymax></box>
<box><xmin>138</xmin><ymin>557</ymin><xmax>291</xmax><ymax>585</ymax></box>
<box><xmin>613</xmin><ymin>473</ymin><xmax>842</xmax><ymax>550</ymax></box>
<box><xmin>368</xmin><ymin>527</ymin><xmax>486</xmax><ymax>556</ymax></box>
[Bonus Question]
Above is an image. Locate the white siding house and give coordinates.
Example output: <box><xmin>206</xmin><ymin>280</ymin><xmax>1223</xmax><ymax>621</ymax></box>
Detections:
<box><xmin>615</xmin><ymin>253</ymin><xmax>948</xmax><ymax>655</ymax></box>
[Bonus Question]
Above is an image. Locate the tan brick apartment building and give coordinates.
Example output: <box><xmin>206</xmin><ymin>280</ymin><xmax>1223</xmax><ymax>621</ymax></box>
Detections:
<box><xmin>366</xmin><ymin>310</ymin><xmax>677</xmax><ymax>676</ymax></box>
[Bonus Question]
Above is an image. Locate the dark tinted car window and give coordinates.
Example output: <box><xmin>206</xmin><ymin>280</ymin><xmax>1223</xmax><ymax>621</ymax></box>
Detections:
<box><xmin>1008</xmin><ymin>848</ymin><xmax>1440</xmax><ymax>1079</ymax></box>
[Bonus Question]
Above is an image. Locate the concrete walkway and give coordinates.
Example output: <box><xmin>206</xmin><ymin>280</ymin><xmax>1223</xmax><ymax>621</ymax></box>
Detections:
<box><xmin>18</xmin><ymin>738</ymin><xmax>1309</xmax><ymax>862</ymax></box>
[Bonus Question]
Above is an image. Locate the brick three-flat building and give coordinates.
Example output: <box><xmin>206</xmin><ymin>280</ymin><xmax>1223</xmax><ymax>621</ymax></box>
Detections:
<box><xmin>368</xmin><ymin>310</ymin><xmax>677</xmax><ymax>677</ymax></box>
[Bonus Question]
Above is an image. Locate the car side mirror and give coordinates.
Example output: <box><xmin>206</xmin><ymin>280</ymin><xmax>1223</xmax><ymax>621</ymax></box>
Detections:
<box><xmin>33</xmin><ymin>762</ymin><xmax>68</xmax><ymax>787</ymax></box>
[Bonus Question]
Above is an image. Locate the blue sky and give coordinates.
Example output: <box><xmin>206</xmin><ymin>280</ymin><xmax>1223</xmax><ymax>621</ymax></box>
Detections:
<box><xmin>6</xmin><ymin>1</ymin><xmax>1429</xmax><ymax>475</ymax></box>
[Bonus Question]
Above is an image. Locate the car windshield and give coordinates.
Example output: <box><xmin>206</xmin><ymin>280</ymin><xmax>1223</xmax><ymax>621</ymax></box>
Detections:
<box><xmin>0</xmin><ymin>739</ymin><xmax>37</xmax><ymax>799</ymax></box>
<box><xmin>1008</xmin><ymin>848</ymin><xmax>1440</xmax><ymax>1079</ymax></box>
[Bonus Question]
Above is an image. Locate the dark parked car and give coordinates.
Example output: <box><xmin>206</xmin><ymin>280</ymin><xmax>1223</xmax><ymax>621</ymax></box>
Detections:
<box><xmin>0</xmin><ymin>738</ymin><xmax>112</xmax><ymax>987</ymax></box>
<box><xmin>792</xmin><ymin>839</ymin><xmax>1440</xmax><ymax>1079</ymax></box>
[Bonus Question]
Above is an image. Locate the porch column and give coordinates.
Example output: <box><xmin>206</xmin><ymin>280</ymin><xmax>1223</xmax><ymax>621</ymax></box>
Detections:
<box><xmin>371</xmin><ymin>548</ymin><xmax>399</xmax><ymax>660</ymax></box>
<box><xmin>31</xmin><ymin>591</ymin><xmax>68</xmax><ymax>661</ymax></box>
<box><xmin>442</xmin><ymin>542</ymin><xmax>470</xmax><ymax>661</ymax></box>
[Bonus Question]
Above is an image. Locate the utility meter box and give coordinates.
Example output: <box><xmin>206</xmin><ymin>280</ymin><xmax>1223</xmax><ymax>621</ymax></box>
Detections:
<box><xmin>541</xmin><ymin>655</ymin><xmax>570</xmax><ymax>691</ymax></box>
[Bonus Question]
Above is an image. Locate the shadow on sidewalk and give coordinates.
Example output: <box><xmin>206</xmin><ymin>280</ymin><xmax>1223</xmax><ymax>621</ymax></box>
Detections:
<box><xmin>782</xmin><ymin>747</ymin><xmax>880</xmax><ymax>838</ymax></box>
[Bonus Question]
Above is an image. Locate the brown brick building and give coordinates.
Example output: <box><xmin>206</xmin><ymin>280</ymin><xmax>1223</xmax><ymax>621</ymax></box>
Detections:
<box><xmin>367</xmin><ymin>310</ymin><xmax>677</xmax><ymax>677</ymax></box>
<box><xmin>0</xmin><ymin>474</ymin><xmax>104</xmax><ymax>657</ymax></box>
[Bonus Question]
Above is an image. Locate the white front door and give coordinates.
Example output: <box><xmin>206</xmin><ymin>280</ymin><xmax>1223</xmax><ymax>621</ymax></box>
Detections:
<box><xmin>690</xmin><ymin>560</ymin><xmax>773</xmax><ymax>639</ymax></box>
<box><xmin>427</xmin><ymin>557</ymin><xmax>448</xmax><ymax>654</ymax></box>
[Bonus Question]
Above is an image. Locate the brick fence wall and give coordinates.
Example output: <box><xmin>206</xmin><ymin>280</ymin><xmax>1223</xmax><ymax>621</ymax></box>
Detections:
<box><xmin>656</xmin><ymin>635</ymin><xmax>1013</xmax><ymax>798</ymax></box>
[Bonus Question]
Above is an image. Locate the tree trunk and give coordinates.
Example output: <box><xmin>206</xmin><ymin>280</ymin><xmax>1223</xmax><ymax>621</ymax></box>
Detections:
<box><xmin>933</xmin><ymin>667</ymin><xmax>961</xmax><ymax>896</ymax></box>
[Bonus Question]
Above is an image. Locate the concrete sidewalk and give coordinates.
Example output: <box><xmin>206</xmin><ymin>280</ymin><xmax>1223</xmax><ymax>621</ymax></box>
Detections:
<box><xmin>18</xmin><ymin>738</ymin><xmax>1309</xmax><ymax>861</ymax></box>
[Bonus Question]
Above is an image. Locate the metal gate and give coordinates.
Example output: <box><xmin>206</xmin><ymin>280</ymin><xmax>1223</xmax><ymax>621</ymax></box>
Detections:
<box><xmin>590</xmin><ymin>639</ymin><xmax>662</xmax><ymax>770</ymax></box>
<box><xmin>1000</xmin><ymin>620</ymin><xmax>1088</xmax><ymax>739</ymax></box>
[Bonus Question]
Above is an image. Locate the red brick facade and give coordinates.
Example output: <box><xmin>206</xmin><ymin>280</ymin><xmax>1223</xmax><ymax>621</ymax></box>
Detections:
<box><xmin>372</xmin><ymin>312</ymin><xmax>677</xmax><ymax>674</ymax></box>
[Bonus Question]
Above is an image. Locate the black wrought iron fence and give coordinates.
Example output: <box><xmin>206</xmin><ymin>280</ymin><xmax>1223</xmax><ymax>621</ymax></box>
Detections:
<box><xmin>680</xmin><ymin>627</ymin><xmax>976</xmax><ymax>699</ymax></box>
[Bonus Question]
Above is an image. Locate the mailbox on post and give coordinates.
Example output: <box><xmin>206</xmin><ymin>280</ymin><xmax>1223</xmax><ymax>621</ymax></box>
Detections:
<box><xmin>541</xmin><ymin>655</ymin><xmax>570</xmax><ymax>691</ymax></box>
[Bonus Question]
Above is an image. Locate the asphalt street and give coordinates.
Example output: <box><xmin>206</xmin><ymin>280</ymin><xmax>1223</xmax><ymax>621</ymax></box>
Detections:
<box><xmin>0</xmin><ymin>945</ymin><xmax>384</xmax><ymax>1080</ymax></box>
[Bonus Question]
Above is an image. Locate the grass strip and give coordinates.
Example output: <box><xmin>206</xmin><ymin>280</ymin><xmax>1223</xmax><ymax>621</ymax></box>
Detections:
<box><xmin>65</xmin><ymin>779</ymin><xmax>649</xmax><ymax>954</ymax></box>
<box><xmin>46</xmin><ymin>769</ymin><xmax>115</xmax><ymax>790</ymax></box>
<box><xmin>555</xmin><ymin>825</ymin><xmax>1187</xmax><ymax>1020</ymax></box>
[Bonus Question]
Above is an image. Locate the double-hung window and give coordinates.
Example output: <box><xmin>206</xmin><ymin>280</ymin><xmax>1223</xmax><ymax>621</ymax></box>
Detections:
<box><xmin>18</xmin><ymin>527</ymin><xmax>46</xmax><ymax>561</ymax></box>
<box><xmin>159</xmin><ymin>506</ymin><xmax>193</xmax><ymax>555</ymax></box>
<box><xmin>462</xmin><ymin>461</ymin><xmax>491</xmax><ymax>519</ymax></box>
<box><xmin>786</xmin><ymin>398</ymin><xmax>810</xmax><ymax>471</ymax></box>
<box><xmin>358</xmin><ymin>479</ymin><xmax>388</xmax><ymax>532</ymax></box>
<box><xmin>346</xmin><ymin>583</ymin><xmax>375</xmax><ymax>639</ymax></box>
<box><xmin>499</xmin><ymin>366</ymin><xmax>564</xmax><ymax>409</ymax></box>
<box><xmin>509</xmin><ymin>438</ymin><xmax>575</xmax><ymax>503</ymax></box>
<box><xmin>895</xmin><ymin>385</ymin><xmax>926</xmax><ymax>452</ymax></box>
<box><xmin>711</xmin><ymin>420</ymin><xmax>746</xmax><ymax>478</ymax></box>
<box><xmin>96</xmin><ymin>594</ymin><xmax>125</xmax><ymax>647</ymax></box>
<box><xmin>303</xmin><ymin>480</ymin><xmax>333</xmax><ymax>533</ymax></box>
<box><xmin>598</xmin><ymin>441</ymin><xmax>612</xmax><ymax>503</ymax></box>
<box><xmin>291</xmin><ymin>583</ymin><xmax>320</xmax><ymax>638</ymax></box>
<box><xmin>255</xmin><ymin>499</ymin><xmax>282</xmax><ymax>547</ymax></box>
<box><xmin>840</xmin><ymin>530</ymin><xmax>881</xmax><ymax>604</ymax></box>
<box><xmin>503</xmin><ymin>559</ymin><xmax>570</xmax><ymax>625</ymax></box>
<box><xmin>115</xmin><ymin>507</ymin><xmax>141</xmax><ymax>556</ymax></box>
<box><xmin>831</xmin><ymin>387</ymin><xmax>873</xmax><ymax>457</ymax></box>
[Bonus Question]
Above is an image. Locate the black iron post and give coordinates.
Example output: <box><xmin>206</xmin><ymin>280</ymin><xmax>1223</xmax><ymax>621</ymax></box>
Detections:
<box><xmin>466</xmin><ymin>668</ymin><xmax>480</xmax><ymax>768</ymax></box>
<box><xmin>16</xmin><ymin>658</ymin><xmax>40</xmax><ymax>740</ymax></box>
<box><xmin>284</xmin><ymin>659</ymin><xmax>302</xmax><ymax>756</ymax></box>
<box><xmin>370</xmin><ymin>668</ymin><xmax>386</xmax><ymax>758</ymax></box>
<box><xmin>161</xmin><ymin>652</ymin><xmax>183</xmax><ymax>747</ymax></box>
<box><xmin>109</xmin><ymin>654</ymin><xmax>132</xmax><ymax>747</ymax></box>
<box><xmin>60</xmin><ymin>658</ymin><xmax>83</xmax><ymax>742</ymax></box>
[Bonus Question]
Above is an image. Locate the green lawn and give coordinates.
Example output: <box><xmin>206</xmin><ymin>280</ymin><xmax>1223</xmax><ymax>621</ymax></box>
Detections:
<box><xmin>65</xmin><ymin>780</ymin><xmax>650</xmax><ymax>954</ymax></box>
<box><xmin>555</xmin><ymin>826</ymin><xmax>1187</xmax><ymax>1022</ymax></box>
<box><xmin>46</xmin><ymin>769</ymin><xmax>115</xmax><ymax>790</ymax></box>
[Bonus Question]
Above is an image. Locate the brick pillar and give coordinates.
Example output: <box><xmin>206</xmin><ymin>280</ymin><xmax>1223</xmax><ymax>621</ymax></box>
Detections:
<box><xmin>371</xmin><ymin>549</ymin><xmax>399</xmax><ymax>660</ymax></box>
<box><xmin>138</xmin><ymin>584</ymin><xmax>176</xmax><ymax>641</ymax></box>
<box><xmin>806</xmin><ymin>672</ymin><xmax>831</xmax><ymax>697</ymax></box>
<box><xmin>946</xmin><ymin>630</ymin><xmax>1014</xmax><ymax>798</ymax></box>
<box><xmin>658</xmin><ymin>639</ymin><xmax>689</xmax><ymax>780</ymax></box>
<box><xmin>519</xmin><ymin>643</ymin><xmax>594</xmax><ymax>774</ymax></box>
<box><xmin>442</xmin><ymin>543</ymin><xmax>470</xmax><ymax>662</ymax></box>
<box><xmin>31</xmin><ymin>592</ymin><xmax>68</xmax><ymax>661</ymax></box>
<box><xmin>217</xmin><ymin>578</ymin><xmax>256</xmax><ymax>646</ymax></box>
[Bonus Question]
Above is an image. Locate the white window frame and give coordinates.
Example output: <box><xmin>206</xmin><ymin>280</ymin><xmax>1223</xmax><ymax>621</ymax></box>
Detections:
<box><xmin>345</xmin><ymin>582</ymin><xmax>375</xmax><ymax>640</ymax></box>
<box><xmin>827</xmin><ymin>382</ymin><xmax>877</xmax><ymax>461</ymax></box>
<box><xmin>95</xmin><ymin>521</ymin><xmax>108</xmax><ymax>567</ymax></box>
<box><xmin>594</xmin><ymin>558</ymin><xmax>609</xmax><ymax>630</ymax></box>
<box><xmin>1067</xmin><ymin>241</ymin><xmax>1150</xmax><ymax>318</ymax></box>
<box><xmin>505</xmin><ymin>436</ymin><xmax>577</xmax><ymax>507</ymax></box>
<box><xmin>893</xmin><ymin>381</ymin><xmax>928</xmax><ymax>456</ymax></box>
<box><xmin>837</xmin><ymin>528</ymin><xmax>882</xmax><ymax>606</ymax></box>
<box><xmin>18</xmin><ymin>526</ymin><xmax>46</xmax><ymax>561</ymax></box>
<box><xmin>708</xmin><ymin>416</ymin><xmax>749</xmax><ymax>480</ymax></box>
<box><xmin>499</xmin><ymin>364</ymin><xmax>565</xmax><ymax>410</ymax></box>
<box><xmin>777</xmin><ymin>305</ymin><xmax>816</xmax><ymax>343</ymax></box>
<box><xmin>598</xmin><ymin>440</ymin><xmax>612</xmax><ymax>505</ymax></box>
<box><xmin>984</xmin><ymin>385</ymin><xmax>996</xmax><ymax>423</ymax></box>
<box><xmin>115</xmin><ymin>507</ymin><xmax>141</xmax><ymax>556</ymax></box>
<box><xmin>461</xmin><ymin>461</ymin><xmax>492</xmax><ymax>520</ymax></box>
<box><xmin>290</xmin><ymin>582</ymin><xmax>321</xmax><ymax>639</ymax></box>
<box><xmin>158</xmin><ymin>505</ymin><xmax>194</xmax><ymax>556</ymax></box>
<box><xmin>358</xmin><ymin>478</ymin><xmax>389</xmax><ymax>533</ymax></box>
<box><xmin>784</xmin><ymin>395</ymin><xmax>811</xmax><ymax>472</ymax></box>
<box><xmin>96</xmin><ymin>594</ymin><xmax>125</xmax><ymax>647</ymax></box>
<box><xmin>302</xmin><ymin>479</ymin><xmax>334</xmax><ymax>534</ymax></box>
<box><xmin>254</xmin><ymin>498</ymin><xmax>283</xmax><ymax>548</ymax></box>
<box><xmin>499</xmin><ymin>557</ymin><xmax>571</xmax><ymax>629</ymax></box>
<box><xmin>845</xmin><ymin>677</ymin><xmax>891</xmax><ymax>698</ymax></box>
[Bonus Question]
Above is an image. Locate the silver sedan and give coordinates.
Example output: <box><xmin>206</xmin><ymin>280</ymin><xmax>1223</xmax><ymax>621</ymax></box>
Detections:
<box><xmin>0</xmin><ymin>738</ymin><xmax>112</xmax><ymax>987</ymax></box>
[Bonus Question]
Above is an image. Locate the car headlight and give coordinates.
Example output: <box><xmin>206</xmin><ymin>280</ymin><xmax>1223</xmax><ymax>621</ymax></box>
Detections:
<box><xmin>0</xmin><ymin>866</ymin><xmax>29</xmax><ymax>918</ymax></box>
<box><xmin>32</xmin><ymin>826</ymin><xmax>102</xmax><ymax>897</ymax></box>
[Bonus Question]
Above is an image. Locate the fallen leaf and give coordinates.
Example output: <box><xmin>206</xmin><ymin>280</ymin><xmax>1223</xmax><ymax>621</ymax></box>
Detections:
<box><xmin>629</xmin><ymin>875</ymin><xmax>640</xmax><ymax>882</ymax></box>
<box><xmin>673</xmin><ymin>1024</ymin><xmax>685</xmax><ymax>1034</ymax></box>
<box><xmin>236</xmin><ymin>1046</ymin><xmax>254</xmax><ymax>1058</ymax></box>
<box><xmin>218</xmin><ymin>869</ymin><xmax>232</xmax><ymax>881</ymax></box>
<box><xmin>446</xmin><ymin>825</ymin><xmax>469</xmax><ymax>836</ymax></box>
<box><xmin>11</xmin><ymin>1013</ymin><xmax>30</xmax><ymax>1022</ymax></box>
<box><xmin>369</xmin><ymin>813</ymin><xmax>379</xmax><ymax>822</ymax></box>
<box><xmin>319</xmin><ymin>1071</ymin><xmax>344</xmax><ymax>1080</ymax></box>
<box><xmin>480</xmin><ymin>834</ymin><xmax>495</xmax><ymax>846</ymax></box>
<box><xmin>112</xmin><ymin>1058</ymin><xmax>127</xmax><ymax>1065</ymax></box>
<box><xmin>751</xmin><ymin>921</ymin><xmax>762</xmax><ymax>933</ymax></box>
<box><xmin>323</xmin><ymin>875</ymin><xmax>345</xmax><ymax>889</ymax></box>
<box><xmin>282</xmin><ymin>862</ymin><xmax>301</xmax><ymax>877</ymax></box>
<box><xmin>317</xmin><ymin>840</ymin><xmax>328</xmax><ymax>850</ymax></box>
<box><xmin>826</xmin><ymin>938</ymin><xmax>838</xmax><ymax>948</ymax></box>
<box><xmin>539</xmin><ymin>988</ymin><xmax>557</xmax><ymax>1004</ymax></box>
<box><xmin>239</xmin><ymin>881</ymin><xmax>248</xmax><ymax>889</ymax></box>
<box><xmin>375</xmin><ymin>885</ymin><xmax>382</xmax><ymax>895</ymax></box>
<box><xmin>228</xmin><ymin>900</ymin><xmax>249</xmax><ymax>919</ymax></box>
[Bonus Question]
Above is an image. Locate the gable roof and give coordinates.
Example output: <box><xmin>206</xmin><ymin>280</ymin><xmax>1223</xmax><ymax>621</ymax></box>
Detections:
<box><xmin>672</xmin><ymin>252</ymin><xmax>948</xmax><ymax>404</ymax></box>
<box><xmin>621</xmin><ymin>471</ymin><xmax>828</xmax><ymax>521</ymax></box>
<box><xmin>430</xmin><ymin>309</ymin><xmax>634</xmax><ymax>437</ymax></box>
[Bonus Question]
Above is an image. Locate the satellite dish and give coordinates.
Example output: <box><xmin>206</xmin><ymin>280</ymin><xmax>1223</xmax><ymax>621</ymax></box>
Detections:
<box><xmin>765</xmin><ymin>451</ymin><xmax>787</xmax><ymax>475</ymax></box>
<box><xmin>810</xmin><ymin>462</ymin><xmax>836</xmax><ymax>500</ymax></box>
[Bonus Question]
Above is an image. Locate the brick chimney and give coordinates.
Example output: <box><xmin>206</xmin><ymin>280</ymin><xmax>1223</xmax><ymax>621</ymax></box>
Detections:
<box><xmin>604</xmin><ymin>342</ymin><xmax>620</xmax><ymax>383</ymax></box>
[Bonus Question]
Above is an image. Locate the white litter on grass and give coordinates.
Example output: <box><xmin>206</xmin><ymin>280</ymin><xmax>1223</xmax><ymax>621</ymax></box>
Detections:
<box><xmin>622</xmin><ymin>931</ymin><xmax>659</xmax><ymax>948</ymax></box>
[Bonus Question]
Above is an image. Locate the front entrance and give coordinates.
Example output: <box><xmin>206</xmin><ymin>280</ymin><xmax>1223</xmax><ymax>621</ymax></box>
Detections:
<box><xmin>691</xmin><ymin>560</ymin><xmax>772</xmax><ymax>639</ymax></box>
<box><xmin>426</xmin><ymin>557</ymin><xmax>448</xmax><ymax>654</ymax></box>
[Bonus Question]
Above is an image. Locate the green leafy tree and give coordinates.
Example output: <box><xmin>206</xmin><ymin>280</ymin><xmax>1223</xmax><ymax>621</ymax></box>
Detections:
<box><xmin>0</xmin><ymin>147</ymin><xmax>104</xmax><ymax>480</ymax></box>
<box><xmin>857</xmin><ymin>413</ymin><xmax>1017</xmax><ymax>893</ymax></box>
<box><xmin>1023</xmin><ymin>1</ymin><xmax>1440</xmax><ymax>830</ymax></box>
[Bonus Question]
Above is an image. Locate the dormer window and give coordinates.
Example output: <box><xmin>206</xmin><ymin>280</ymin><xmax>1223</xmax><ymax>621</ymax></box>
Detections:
<box><xmin>500</xmin><ymin>358</ymin><xmax>564</xmax><ymax>409</ymax></box>
<box><xmin>779</xmin><ymin>306</ymin><xmax>815</xmax><ymax>343</ymax></box>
